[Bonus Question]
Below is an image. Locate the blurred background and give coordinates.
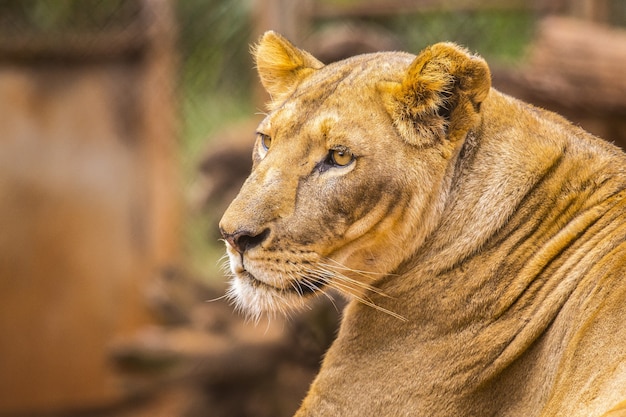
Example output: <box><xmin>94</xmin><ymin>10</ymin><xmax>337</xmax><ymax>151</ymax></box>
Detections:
<box><xmin>0</xmin><ymin>0</ymin><xmax>625</xmax><ymax>416</ymax></box>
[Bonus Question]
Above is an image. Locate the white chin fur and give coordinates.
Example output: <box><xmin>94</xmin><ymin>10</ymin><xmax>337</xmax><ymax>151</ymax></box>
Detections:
<box><xmin>225</xmin><ymin>274</ymin><xmax>307</xmax><ymax>321</ymax></box>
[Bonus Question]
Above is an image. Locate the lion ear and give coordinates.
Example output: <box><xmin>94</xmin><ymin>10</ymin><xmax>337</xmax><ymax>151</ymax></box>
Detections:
<box><xmin>381</xmin><ymin>42</ymin><xmax>491</xmax><ymax>146</ymax></box>
<box><xmin>253</xmin><ymin>31</ymin><xmax>324</xmax><ymax>102</ymax></box>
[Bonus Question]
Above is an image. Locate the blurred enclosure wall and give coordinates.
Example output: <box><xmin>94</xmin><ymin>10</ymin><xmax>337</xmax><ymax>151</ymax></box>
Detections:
<box><xmin>0</xmin><ymin>0</ymin><xmax>180</xmax><ymax>414</ymax></box>
<box><xmin>0</xmin><ymin>1</ymin><xmax>625</xmax><ymax>416</ymax></box>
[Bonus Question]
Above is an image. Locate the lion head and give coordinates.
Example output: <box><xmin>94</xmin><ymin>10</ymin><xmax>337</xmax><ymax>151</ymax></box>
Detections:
<box><xmin>219</xmin><ymin>31</ymin><xmax>490</xmax><ymax>319</ymax></box>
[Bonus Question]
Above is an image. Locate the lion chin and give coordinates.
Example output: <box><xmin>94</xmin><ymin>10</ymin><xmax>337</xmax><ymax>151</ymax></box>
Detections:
<box><xmin>218</xmin><ymin>31</ymin><xmax>626</xmax><ymax>417</ymax></box>
<box><xmin>225</xmin><ymin>274</ymin><xmax>302</xmax><ymax>321</ymax></box>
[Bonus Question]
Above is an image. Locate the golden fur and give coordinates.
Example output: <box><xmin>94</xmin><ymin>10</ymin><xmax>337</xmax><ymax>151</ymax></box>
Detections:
<box><xmin>219</xmin><ymin>31</ymin><xmax>626</xmax><ymax>416</ymax></box>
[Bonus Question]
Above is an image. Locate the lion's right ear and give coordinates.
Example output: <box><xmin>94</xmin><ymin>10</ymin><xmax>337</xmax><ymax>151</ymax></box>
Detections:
<box><xmin>380</xmin><ymin>43</ymin><xmax>491</xmax><ymax>147</ymax></box>
<box><xmin>253</xmin><ymin>31</ymin><xmax>324</xmax><ymax>104</ymax></box>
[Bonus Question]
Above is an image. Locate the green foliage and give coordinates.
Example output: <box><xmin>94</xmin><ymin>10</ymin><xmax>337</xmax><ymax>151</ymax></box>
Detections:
<box><xmin>176</xmin><ymin>0</ymin><xmax>254</xmax><ymax>98</ymax></box>
<box><xmin>175</xmin><ymin>0</ymin><xmax>255</xmax><ymax>175</ymax></box>
<box><xmin>312</xmin><ymin>9</ymin><xmax>535</xmax><ymax>64</ymax></box>
<box><xmin>386</xmin><ymin>10</ymin><xmax>535</xmax><ymax>63</ymax></box>
<box><xmin>175</xmin><ymin>0</ymin><xmax>256</xmax><ymax>282</ymax></box>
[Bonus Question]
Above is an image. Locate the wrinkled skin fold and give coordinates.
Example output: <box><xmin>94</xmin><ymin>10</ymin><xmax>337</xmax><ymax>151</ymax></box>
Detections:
<box><xmin>219</xmin><ymin>31</ymin><xmax>626</xmax><ymax>417</ymax></box>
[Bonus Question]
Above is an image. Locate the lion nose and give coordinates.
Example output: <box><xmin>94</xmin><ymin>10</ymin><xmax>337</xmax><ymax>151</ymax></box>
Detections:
<box><xmin>221</xmin><ymin>228</ymin><xmax>270</xmax><ymax>255</ymax></box>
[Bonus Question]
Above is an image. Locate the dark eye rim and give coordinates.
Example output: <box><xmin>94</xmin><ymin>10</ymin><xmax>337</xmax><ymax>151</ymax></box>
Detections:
<box><xmin>314</xmin><ymin>146</ymin><xmax>356</xmax><ymax>173</ymax></box>
<box><xmin>258</xmin><ymin>133</ymin><xmax>271</xmax><ymax>151</ymax></box>
<box><xmin>328</xmin><ymin>146</ymin><xmax>355</xmax><ymax>167</ymax></box>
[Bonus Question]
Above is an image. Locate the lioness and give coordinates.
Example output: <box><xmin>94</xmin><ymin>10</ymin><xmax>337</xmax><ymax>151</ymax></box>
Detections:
<box><xmin>219</xmin><ymin>31</ymin><xmax>626</xmax><ymax>416</ymax></box>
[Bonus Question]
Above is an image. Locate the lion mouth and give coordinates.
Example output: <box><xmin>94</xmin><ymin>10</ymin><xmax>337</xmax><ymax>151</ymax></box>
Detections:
<box><xmin>240</xmin><ymin>270</ymin><xmax>324</xmax><ymax>296</ymax></box>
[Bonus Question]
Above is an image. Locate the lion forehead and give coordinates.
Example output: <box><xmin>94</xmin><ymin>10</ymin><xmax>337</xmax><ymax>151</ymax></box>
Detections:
<box><xmin>291</xmin><ymin>52</ymin><xmax>414</xmax><ymax>105</ymax></box>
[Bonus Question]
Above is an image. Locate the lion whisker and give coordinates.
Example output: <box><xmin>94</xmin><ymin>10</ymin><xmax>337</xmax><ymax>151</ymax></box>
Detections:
<box><xmin>218</xmin><ymin>253</ymin><xmax>232</xmax><ymax>275</ymax></box>
<box><xmin>289</xmin><ymin>276</ymin><xmax>305</xmax><ymax>296</ymax></box>
<box><xmin>296</xmin><ymin>274</ymin><xmax>342</xmax><ymax>313</ymax></box>
<box><xmin>313</xmin><ymin>266</ymin><xmax>392</xmax><ymax>298</ymax></box>
<box><xmin>299</xmin><ymin>277</ymin><xmax>321</xmax><ymax>293</ymax></box>
<box><xmin>320</xmin><ymin>258</ymin><xmax>396</xmax><ymax>278</ymax></box>
<box><xmin>352</xmin><ymin>295</ymin><xmax>407</xmax><ymax>322</ymax></box>
<box><xmin>309</xmin><ymin>275</ymin><xmax>407</xmax><ymax>322</ymax></box>
<box><xmin>206</xmin><ymin>294</ymin><xmax>229</xmax><ymax>303</ymax></box>
<box><xmin>302</xmin><ymin>268</ymin><xmax>406</xmax><ymax>321</ymax></box>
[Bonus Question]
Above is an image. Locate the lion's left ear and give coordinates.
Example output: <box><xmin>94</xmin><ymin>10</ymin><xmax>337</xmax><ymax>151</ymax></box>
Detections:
<box><xmin>253</xmin><ymin>31</ymin><xmax>324</xmax><ymax>104</ymax></box>
<box><xmin>381</xmin><ymin>42</ymin><xmax>491</xmax><ymax>147</ymax></box>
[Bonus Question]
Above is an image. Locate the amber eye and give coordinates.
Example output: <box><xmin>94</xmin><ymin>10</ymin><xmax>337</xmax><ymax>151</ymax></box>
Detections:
<box><xmin>259</xmin><ymin>133</ymin><xmax>272</xmax><ymax>151</ymax></box>
<box><xmin>330</xmin><ymin>148</ymin><xmax>353</xmax><ymax>167</ymax></box>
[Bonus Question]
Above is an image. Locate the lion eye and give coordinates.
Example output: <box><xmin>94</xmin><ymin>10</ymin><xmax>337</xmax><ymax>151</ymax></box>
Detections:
<box><xmin>259</xmin><ymin>133</ymin><xmax>272</xmax><ymax>151</ymax></box>
<box><xmin>330</xmin><ymin>148</ymin><xmax>354</xmax><ymax>167</ymax></box>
